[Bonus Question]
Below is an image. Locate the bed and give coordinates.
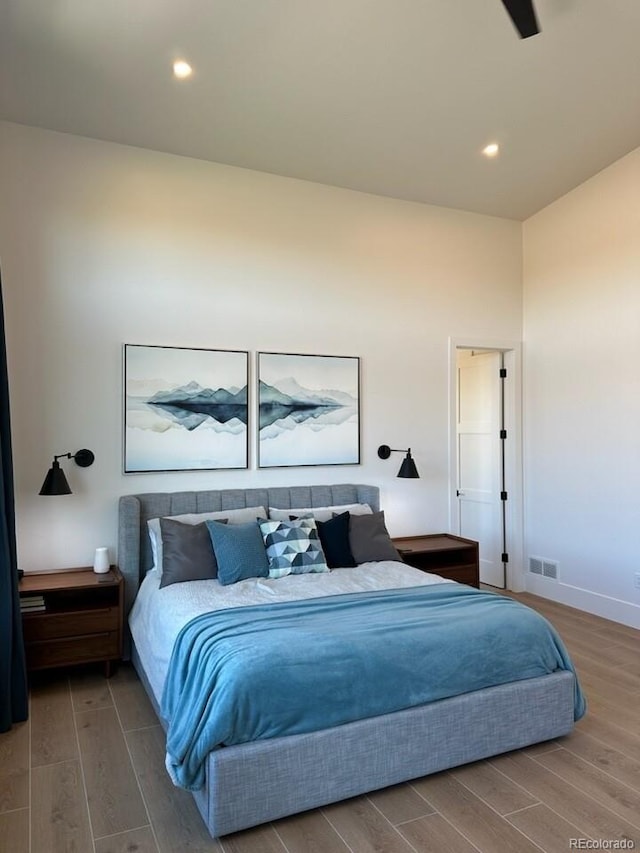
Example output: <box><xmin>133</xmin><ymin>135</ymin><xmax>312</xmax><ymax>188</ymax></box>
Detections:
<box><xmin>118</xmin><ymin>483</ymin><xmax>585</xmax><ymax>838</ymax></box>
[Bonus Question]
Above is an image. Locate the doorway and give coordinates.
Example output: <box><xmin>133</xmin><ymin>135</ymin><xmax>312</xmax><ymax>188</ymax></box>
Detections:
<box><xmin>448</xmin><ymin>339</ymin><xmax>523</xmax><ymax>591</ymax></box>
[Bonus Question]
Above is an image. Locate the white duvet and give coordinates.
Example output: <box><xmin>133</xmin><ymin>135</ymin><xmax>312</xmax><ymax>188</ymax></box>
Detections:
<box><xmin>129</xmin><ymin>562</ymin><xmax>453</xmax><ymax>704</ymax></box>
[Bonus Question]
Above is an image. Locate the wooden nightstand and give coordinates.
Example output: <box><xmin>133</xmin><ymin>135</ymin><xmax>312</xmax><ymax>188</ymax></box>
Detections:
<box><xmin>393</xmin><ymin>534</ymin><xmax>480</xmax><ymax>588</ymax></box>
<box><xmin>19</xmin><ymin>566</ymin><xmax>124</xmax><ymax>676</ymax></box>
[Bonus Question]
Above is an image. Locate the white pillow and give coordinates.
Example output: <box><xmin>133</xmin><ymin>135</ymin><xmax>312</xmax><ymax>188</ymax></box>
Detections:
<box><xmin>147</xmin><ymin>506</ymin><xmax>267</xmax><ymax>572</ymax></box>
<box><xmin>268</xmin><ymin>502</ymin><xmax>373</xmax><ymax>523</ymax></box>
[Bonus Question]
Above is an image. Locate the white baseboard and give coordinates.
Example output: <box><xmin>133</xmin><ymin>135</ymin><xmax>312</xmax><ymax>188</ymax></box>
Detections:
<box><xmin>525</xmin><ymin>575</ymin><xmax>640</xmax><ymax>629</ymax></box>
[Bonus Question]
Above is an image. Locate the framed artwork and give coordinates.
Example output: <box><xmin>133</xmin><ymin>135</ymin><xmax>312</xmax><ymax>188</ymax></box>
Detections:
<box><xmin>124</xmin><ymin>344</ymin><xmax>248</xmax><ymax>472</ymax></box>
<box><xmin>258</xmin><ymin>352</ymin><xmax>360</xmax><ymax>468</ymax></box>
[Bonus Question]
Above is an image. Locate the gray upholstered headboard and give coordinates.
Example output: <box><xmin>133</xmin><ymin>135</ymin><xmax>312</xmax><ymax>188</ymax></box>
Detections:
<box><xmin>118</xmin><ymin>483</ymin><xmax>380</xmax><ymax>623</ymax></box>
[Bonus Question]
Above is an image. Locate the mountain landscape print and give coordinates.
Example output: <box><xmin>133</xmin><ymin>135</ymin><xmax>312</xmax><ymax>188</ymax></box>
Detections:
<box><xmin>124</xmin><ymin>345</ymin><xmax>248</xmax><ymax>472</ymax></box>
<box><xmin>258</xmin><ymin>352</ymin><xmax>360</xmax><ymax>468</ymax></box>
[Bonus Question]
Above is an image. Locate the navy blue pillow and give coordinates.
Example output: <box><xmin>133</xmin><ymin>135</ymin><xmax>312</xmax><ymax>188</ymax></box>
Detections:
<box><xmin>206</xmin><ymin>520</ymin><xmax>270</xmax><ymax>585</ymax></box>
<box><xmin>316</xmin><ymin>512</ymin><xmax>357</xmax><ymax>569</ymax></box>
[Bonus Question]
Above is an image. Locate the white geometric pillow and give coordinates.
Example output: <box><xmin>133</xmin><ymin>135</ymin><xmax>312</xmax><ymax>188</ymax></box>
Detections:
<box><xmin>258</xmin><ymin>517</ymin><xmax>330</xmax><ymax>579</ymax></box>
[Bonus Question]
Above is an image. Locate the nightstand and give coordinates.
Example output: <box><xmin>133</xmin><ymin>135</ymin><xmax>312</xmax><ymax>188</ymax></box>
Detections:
<box><xmin>19</xmin><ymin>566</ymin><xmax>124</xmax><ymax>676</ymax></box>
<box><xmin>393</xmin><ymin>534</ymin><xmax>480</xmax><ymax>588</ymax></box>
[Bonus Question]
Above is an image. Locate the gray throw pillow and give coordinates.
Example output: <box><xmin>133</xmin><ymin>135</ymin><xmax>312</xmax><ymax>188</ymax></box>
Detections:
<box><xmin>159</xmin><ymin>517</ymin><xmax>225</xmax><ymax>588</ymax></box>
<box><xmin>349</xmin><ymin>511</ymin><xmax>401</xmax><ymax>563</ymax></box>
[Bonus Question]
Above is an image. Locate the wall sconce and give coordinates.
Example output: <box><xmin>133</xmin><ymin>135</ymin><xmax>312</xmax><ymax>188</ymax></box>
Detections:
<box><xmin>39</xmin><ymin>449</ymin><xmax>95</xmax><ymax>495</ymax></box>
<box><xmin>377</xmin><ymin>445</ymin><xmax>420</xmax><ymax>478</ymax></box>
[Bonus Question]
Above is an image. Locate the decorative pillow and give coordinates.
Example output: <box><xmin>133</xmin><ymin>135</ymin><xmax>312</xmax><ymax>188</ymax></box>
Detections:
<box><xmin>259</xmin><ymin>518</ymin><xmax>330</xmax><ymax>579</ymax></box>
<box><xmin>316</xmin><ymin>512</ymin><xmax>357</xmax><ymax>569</ymax></box>
<box><xmin>148</xmin><ymin>505</ymin><xmax>267</xmax><ymax>571</ymax></box>
<box><xmin>158</xmin><ymin>518</ymin><xmax>223</xmax><ymax>589</ymax></box>
<box><xmin>349</xmin><ymin>511</ymin><xmax>402</xmax><ymax>563</ymax></box>
<box><xmin>268</xmin><ymin>502</ymin><xmax>373</xmax><ymax>523</ymax></box>
<box><xmin>206</xmin><ymin>520</ymin><xmax>270</xmax><ymax>586</ymax></box>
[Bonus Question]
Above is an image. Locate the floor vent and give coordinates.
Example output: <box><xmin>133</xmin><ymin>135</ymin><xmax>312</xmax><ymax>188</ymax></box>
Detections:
<box><xmin>529</xmin><ymin>557</ymin><xmax>558</xmax><ymax>579</ymax></box>
<box><xmin>529</xmin><ymin>557</ymin><xmax>543</xmax><ymax>575</ymax></box>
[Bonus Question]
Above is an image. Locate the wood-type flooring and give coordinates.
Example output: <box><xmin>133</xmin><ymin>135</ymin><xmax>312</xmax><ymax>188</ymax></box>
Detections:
<box><xmin>1</xmin><ymin>590</ymin><xmax>638</xmax><ymax>853</ymax></box>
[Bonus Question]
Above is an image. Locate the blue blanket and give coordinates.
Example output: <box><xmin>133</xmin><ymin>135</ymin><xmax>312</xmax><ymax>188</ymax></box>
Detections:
<box><xmin>161</xmin><ymin>584</ymin><xmax>586</xmax><ymax>790</ymax></box>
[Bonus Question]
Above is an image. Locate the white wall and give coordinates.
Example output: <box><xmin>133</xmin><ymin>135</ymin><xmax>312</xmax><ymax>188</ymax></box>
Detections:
<box><xmin>523</xmin><ymin>146</ymin><xmax>640</xmax><ymax>628</ymax></box>
<box><xmin>0</xmin><ymin>122</ymin><xmax>522</xmax><ymax>572</ymax></box>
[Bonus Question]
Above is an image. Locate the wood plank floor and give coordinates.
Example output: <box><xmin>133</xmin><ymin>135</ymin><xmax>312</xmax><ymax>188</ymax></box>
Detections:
<box><xmin>1</xmin><ymin>590</ymin><xmax>638</xmax><ymax>853</ymax></box>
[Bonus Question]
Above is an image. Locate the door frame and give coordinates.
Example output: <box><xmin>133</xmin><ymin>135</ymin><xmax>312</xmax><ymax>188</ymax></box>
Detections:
<box><xmin>448</xmin><ymin>337</ymin><xmax>524</xmax><ymax>591</ymax></box>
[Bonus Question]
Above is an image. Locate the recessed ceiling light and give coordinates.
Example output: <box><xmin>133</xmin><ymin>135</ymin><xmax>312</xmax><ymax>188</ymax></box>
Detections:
<box><xmin>482</xmin><ymin>143</ymin><xmax>500</xmax><ymax>158</ymax></box>
<box><xmin>173</xmin><ymin>60</ymin><xmax>193</xmax><ymax>80</ymax></box>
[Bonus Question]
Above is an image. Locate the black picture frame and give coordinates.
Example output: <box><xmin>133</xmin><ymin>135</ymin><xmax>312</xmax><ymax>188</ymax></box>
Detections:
<box><xmin>123</xmin><ymin>344</ymin><xmax>249</xmax><ymax>473</ymax></box>
<box><xmin>257</xmin><ymin>351</ymin><xmax>360</xmax><ymax>469</ymax></box>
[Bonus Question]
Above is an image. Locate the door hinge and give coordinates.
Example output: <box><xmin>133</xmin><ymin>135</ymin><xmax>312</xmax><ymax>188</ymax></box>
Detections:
<box><xmin>500</xmin><ymin>491</ymin><xmax>508</xmax><ymax>501</ymax></box>
<box><xmin>502</xmin><ymin>552</ymin><xmax>509</xmax><ymax>563</ymax></box>
<box><xmin>499</xmin><ymin>367</ymin><xmax>507</xmax><ymax>378</ymax></box>
<box><xmin>499</xmin><ymin>429</ymin><xmax>507</xmax><ymax>439</ymax></box>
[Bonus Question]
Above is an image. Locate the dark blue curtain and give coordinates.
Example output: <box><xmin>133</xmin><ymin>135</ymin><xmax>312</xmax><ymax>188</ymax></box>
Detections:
<box><xmin>0</xmin><ymin>270</ymin><xmax>28</xmax><ymax>731</ymax></box>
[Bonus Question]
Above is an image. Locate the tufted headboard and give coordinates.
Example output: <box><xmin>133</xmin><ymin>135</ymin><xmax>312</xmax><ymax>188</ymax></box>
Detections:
<box><xmin>118</xmin><ymin>483</ymin><xmax>380</xmax><ymax>626</ymax></box>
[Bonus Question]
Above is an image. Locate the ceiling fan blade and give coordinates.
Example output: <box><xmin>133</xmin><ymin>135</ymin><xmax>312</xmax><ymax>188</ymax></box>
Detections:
<box><xmin>501</xmin><ymin>0</ymin><xmax>540</xmax><ymax>38</ymax></box>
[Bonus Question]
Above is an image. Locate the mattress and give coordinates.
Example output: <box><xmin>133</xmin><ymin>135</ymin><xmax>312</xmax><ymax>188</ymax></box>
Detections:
<box><xmin>129</xmin><ymin>561</ymin><xmax>452</xmax><ymax>704</ymax></box>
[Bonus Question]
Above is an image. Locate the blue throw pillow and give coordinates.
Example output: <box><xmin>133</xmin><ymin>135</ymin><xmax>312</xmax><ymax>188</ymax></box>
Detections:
<box><xmin>206</xmin><ymin>520</ymin><xmax>270</xmax><ymax>586</ymax></box>
<box><xmin>259</xmin><ymin>518</ymin><xmax>329</xmax><ymax>579</ymax></box>
<box><xmin>317</xmin><ymin>512</ymin><xmax>357</xmax><ymax>569</ymax></box>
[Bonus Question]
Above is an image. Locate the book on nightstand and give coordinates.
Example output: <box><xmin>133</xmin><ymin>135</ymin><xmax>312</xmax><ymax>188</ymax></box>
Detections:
<box><xmin>20</xmin><ymin>594</ymin><xmax>46</xmax><ymax>612</ymax></box>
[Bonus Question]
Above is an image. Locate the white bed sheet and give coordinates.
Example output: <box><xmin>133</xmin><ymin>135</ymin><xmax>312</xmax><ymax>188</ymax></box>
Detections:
<box><xmin>129</xmin><ymin>562</ymin><xmax>453</xmax><ymax>704</ymax></box>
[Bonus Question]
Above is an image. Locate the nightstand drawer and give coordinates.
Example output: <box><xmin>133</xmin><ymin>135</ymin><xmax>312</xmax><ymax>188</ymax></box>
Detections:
<box><xmin>22</xmin><ymin>607</ymin><xmax>119</xmax><ymax>641</ymax></box>
<box><xmin>400</xmin><ymin>549</ymin><xmax>477</xmax><ymax>572</ymax></box>
<box><xmin>431</xmin><ymin>565</ymin><xmax>478</xmax><ymax>586</ymax></box>
<box><xmin>25</xmin><ymin>632</ymin><xmax>120</xmax><ymax>669</ymax></box>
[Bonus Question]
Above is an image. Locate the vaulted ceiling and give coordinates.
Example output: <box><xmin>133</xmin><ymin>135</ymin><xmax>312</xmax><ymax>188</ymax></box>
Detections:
<box><xmin>2</xmin><ymin>1</ymin><xmax>639</xmax><ymax>219</ymax></box>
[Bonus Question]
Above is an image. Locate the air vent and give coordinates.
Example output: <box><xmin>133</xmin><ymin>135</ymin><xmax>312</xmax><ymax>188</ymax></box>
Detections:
<box><xmin>529</xmin><ymin>557</ymin><xmax>543</xmax><ymax>575</ymax></box>
<box><xmin>542</xmin><ymin>560</ymin><xmax>558</xmax><ymax>580</ymax></box>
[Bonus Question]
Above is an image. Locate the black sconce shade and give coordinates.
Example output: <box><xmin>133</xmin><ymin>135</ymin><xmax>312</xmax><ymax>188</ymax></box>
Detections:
<box><xmin>377</xmin><ymin>445</ymin><xmax>420</xmax><ymax>478</ymax></box>
<box><xmin>39</xmin><ymin>459</ymin><xmax>72</xmax><ymax>495</ymax></box>
<box><xmin>39</xmin><ymin>449</ymin><xmax>95</xmax><ymax>495</ymax></box>
<box><xmin>397</xmin><ymin>450</ymin><xmax>419</xmax><ymax>479</ymax></box>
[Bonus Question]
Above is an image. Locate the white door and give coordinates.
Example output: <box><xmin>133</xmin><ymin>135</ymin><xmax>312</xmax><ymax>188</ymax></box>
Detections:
<box><xmin>456</xmin><ymin>350</ymin><xmax>505</xmax><ymax>587</ymax></box>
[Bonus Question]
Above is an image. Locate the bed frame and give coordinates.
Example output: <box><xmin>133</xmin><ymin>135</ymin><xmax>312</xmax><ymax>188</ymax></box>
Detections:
<box><xmin>118</xmin><ymin>483</ymin><xmax>577</xmax><ymax>838</ymax></box>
